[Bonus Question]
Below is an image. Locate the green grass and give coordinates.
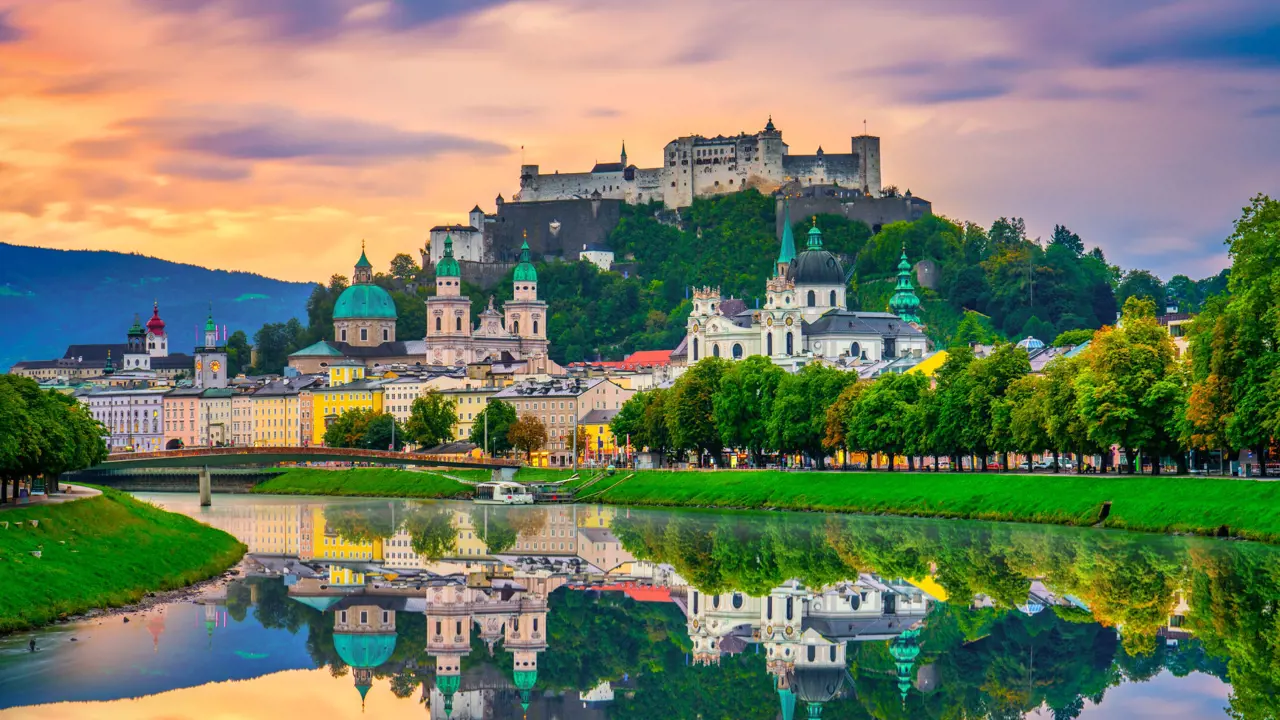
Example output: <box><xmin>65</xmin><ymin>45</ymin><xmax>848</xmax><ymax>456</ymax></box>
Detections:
<box><xmin>0</xmin><ymin>488</ymin><xmax>245</xmax><ymax>633</ymax></box>
<box><xmin>575</xmin><ymin>469</ymin><xmax>1280</xmax><ymax>544</ymax></box>
<box><xmin>252</xmin><ymin>468</ymin><xmax>471</xmax><ymax>498</ymax></box>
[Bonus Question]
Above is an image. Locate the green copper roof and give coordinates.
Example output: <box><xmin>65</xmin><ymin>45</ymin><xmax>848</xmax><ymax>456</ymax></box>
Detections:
<box><xmin>806</xmin><ymin>221</ymin><xmax>824</xmax><ymax>250</ymax></box>
<box><xmin>888</xmin><ymin>249</ymin><xmax>922</xmax><ymax>324</ymax></box>
<box><xmin>513</xmin><ymin>241</ymin><xmax>537</xmax><ymax>283</ymax></box>
<box><xmin>204</xmin><ymin>311</ymin><xmax>216</xmax><ymax>333</ymax></box>
<box><xmin>356</xmin><ymin>683</ymin><xmax>371</xmax><ymax>701</ymax></box>
<box><xmin>779</xmin><ymin>688</ymin><xmax>796</xmax><ymax>720</ymax></box>
<box><xmin>333</xmin><ymin>632</ymin><xmax>397</xmax><ymax>669</ymax></box>
<box><xmin>128</xmin><ymin>314</ymin><xmax>145</xmax><ymax>336</ymax></box>
<box><xmin>436</xmin><ymin>674</ymin><xmax>460</xmax><ymax>694</ymax></box>
<box><xmin>777</xmin><ymin>200</ymin><xmax>797</xmax><ymax>266</ymax></box>
<box><xmin>891</xmin><ymin>627</ymin><xmax>922</xmax><ymax>705</ymax></box>
<box><xmin>436</xmin><ymin>234</ymin><xmax>461</xmax><ymax>278</ymax></box>
<box><xmin>289</xmin><ymin>340</ymin><xmax>346</xmax><ymax>357</ymax></box>
<box><xmin>513</xmin><ymin>669</ymin><xmax>538</xmax><ymax>690</ymax></box>
<box><xmin>355</xmin><ymin>248</ymin><xmax>372</xmax><ymax>269</ymax></box>
<box><xmin>333</xmin><ymin>283</ymin><xmax>397</xmax><ymax>319</ymax></box>
<box><xmin>289</xmin><ymin>594</ymin><xmax>345</xmax><ymax>611</ymax></box>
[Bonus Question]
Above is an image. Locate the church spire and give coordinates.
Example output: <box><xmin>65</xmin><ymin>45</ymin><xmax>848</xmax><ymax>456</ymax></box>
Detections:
<box><xmin>620</xmin><ymin>140</ymin><xmax>627</xmax><ymax>166</ymax></box>
<box><xmin>888</xmin><ymin>247</ymin><xmax>922</xmax><ymax>324</ymax></box>
<box><xmin>777</xmin><ymin>198</ymin><xmax>796</xmax><ymax>270</ymax></box>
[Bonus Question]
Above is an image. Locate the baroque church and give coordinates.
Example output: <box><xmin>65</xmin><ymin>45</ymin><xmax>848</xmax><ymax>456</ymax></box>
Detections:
<box><xmin>675</xmin><ymin>201</ymin><xmax>928</xmax><ymax>370</ymax></box>
<box><xmin>288</xmin><ymin>241</ymin><xmax>553</xmax><ymax>373</ymax></box>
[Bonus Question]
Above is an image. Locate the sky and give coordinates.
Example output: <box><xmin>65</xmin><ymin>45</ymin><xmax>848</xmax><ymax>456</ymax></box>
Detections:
<box><xmin>0</xmin><ymin>0</ymin><xmax>1277</xmax><ymax>283</ymax></box>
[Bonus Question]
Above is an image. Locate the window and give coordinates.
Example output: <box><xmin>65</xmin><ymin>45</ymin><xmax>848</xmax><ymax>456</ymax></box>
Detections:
<box><xmin>692</xmin><ymin>337</ymin><xmax>699</xmax><ymax>361</ymax></box>
<box><xmin>786</xmin><ymin>332</ymin><xmax>794</xmax><ymax>355</ymax></box>
<box><xmin>360</xmin><ymin>328</ymin><xmax>368</xmax><ymax>341</ymax></box>
<box><xmin>851</xmin><ymin>341</ymin><xmax>861</xmax><ymax>359</ymax></box>
<box><xmin>340</xmin><ymin>329</ymin><xmax>347</xmax><ymax>342</ymax></box>
<box><xmin>767</xmin><ymin>333</ymin><xmax>773</xmax><ymax>355</ymax></box>
<box><xmin>456</xmin><ymin>317</ymin><xmax>462</xmax><ymax>331</ymax></box>
<box><xmin>732</xmin><ymin>343</ymin><xmax>743</xmax><ymax>359</ymax></box>
<box><xmin>807</xmin><ymin>290</ymin><xmax>816</xmax><ymax>306</ymax></box>
<box><xmin>712</xmin><ymin>344</ymin><xmax>720</xmax><ymax>358</ymax></box>
<box><xmin>435</xmin><ymin>317</ymin><xmax>442</xmax><ymax>332</ymax></box>
<box><xmin>533</xmin><ymin>320</ymin><xmax>538</xmax><ymax>334</ymax></box>
<box><xmin>382</xmin><ymin>328</ymin><xmax>389</xmax><ymax>341</ymax></box>
<box><xmin>513</xmin><ymin>320</ymin><xmax>520</xmax><ymax>334</ymax></box>
<box><xmin>360</xmin><ymin>610</ymin><xmax>368</xmax><ymax>624</ymax></box>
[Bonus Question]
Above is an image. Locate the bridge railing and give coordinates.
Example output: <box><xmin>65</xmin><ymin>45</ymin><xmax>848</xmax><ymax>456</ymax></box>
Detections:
<box><xmin>102</xmin><ymin>446</ymin><xmax>522</xmax><ymax>467</ymax></box>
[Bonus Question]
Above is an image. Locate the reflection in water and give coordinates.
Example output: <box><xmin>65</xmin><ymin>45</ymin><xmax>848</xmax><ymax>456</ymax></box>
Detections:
<box><xmin>1</xmin><ymin>495</ymin><xmax>1275</xmax><ymax>719</ymax></box>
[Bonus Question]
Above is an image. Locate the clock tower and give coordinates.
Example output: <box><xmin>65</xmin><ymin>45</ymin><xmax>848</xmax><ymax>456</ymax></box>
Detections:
<box><xmin>194</xmin><ymin>305</ymin><xmax>229</xmax><ymax>389</ymax></box>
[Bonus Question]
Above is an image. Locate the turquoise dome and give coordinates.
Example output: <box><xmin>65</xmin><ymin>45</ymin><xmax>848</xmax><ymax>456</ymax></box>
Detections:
<box><xmin>333</xmin><ymin>632</ymin><xmax>398</xmax><ymax>669</ymax></box>
<box><xmin>333</xmin><ymin>284</ymin><xmax>397</xmax><ymax>320</ymax></box>
<box><xmin>436</xmin><ymin>234</ymin><xmax>461</xmax><ymax>278</ymax></box>
<box><xmin>513</xmin><ymin>669</ymin><xmax>537</xmax><ymax>690</ymax></box>
<box><xmin>513</xmin><ymin>241</ymin><xmax>537</xmax><ymax>283</ymax></box>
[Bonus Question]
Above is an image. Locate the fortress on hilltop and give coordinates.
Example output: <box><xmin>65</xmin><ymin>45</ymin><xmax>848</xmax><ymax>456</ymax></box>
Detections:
<box><xmin>515</xmin><ymin>117</ymin><xmax>883</xmax><ymax>208</ymax></box>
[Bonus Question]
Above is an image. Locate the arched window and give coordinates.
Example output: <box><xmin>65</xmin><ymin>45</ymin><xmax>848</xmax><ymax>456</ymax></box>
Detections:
<box><xmin>513</xmin><ymin>320</ymin><xmax>520</xmax><ymax>334</ymax></box>
<box><xmin>808</xmin><ymin>645</ymin><xmax>817</xmax><ymax>661</ymax></box>
<box><xmin>786</xmin><ymin>331</ymin><xmax>794</xmax><ymax>355</ymax></box>
<box><xmin>807</xmin><ymin>290</ymin><xmax>816</xmax><ymax>306</ymax></box>
<box><xmin>786</xmin><ymin>597</ymin><xmax>794</xmax><ymax>620</ymax></box>
<box><xmin>435</xmin><ymin>317</ymin><xmax>441</xmax><ymax>332</ymax></box>
<box><xmin>712</xmin><ymin>344</ymin><xmax>720</xmax><ymax>358</ymax></box>
<box><xmin>830</xmin><ymin>290</ymin><xmax>837</xmax><ymax>306</ymax></box>
<box><xmin>851</xmin><ymin>341</ymin><xmax>861</xmax><ymax>359</ymax></box>
<box><xmin>533</xmin><ymin>320</ymin><xmax>539</xmax><ymax>335</ymax></box>
<box><xmin>829</xmin><ymin>645</ymin><xmax>838</xmax><ymax>661</ymax></box>
<box><xmin>767</xmin><ymin>333</ymin><xmax>774</xmax><ymax>355</ymax></box>
<box><xmin>732</xmin><ymin>343</ymin><xmax>743</xmax><ymax>359</ymax></box>
<box><xmin>732</xmin><ymin>593</ymin><xmax>744</xmax><ymax>609</ymax></box>
<box><xmin>693</xmin><ymin>337</ymin><xmax>699</xmax><ymax>361</ymax></box>
<box><xmin>455</xmin><ymin>317</ymin><xmax>462</xmax><ymax>331</ymax></box>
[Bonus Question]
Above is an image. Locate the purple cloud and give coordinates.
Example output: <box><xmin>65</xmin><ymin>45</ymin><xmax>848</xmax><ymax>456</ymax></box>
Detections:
<box><xmin>153</xmin><ymin>158</ymin><xmax>253</xmax><ymax>182</ymax></box>
<box><xmin>118</xmin><ymin>107</ymin><xmax>510</xmax><ymax>165</ymax></box>
<box><xmin>0</xmin><ymin>9</ymin><xmax>24</xmax><ymax>42</ymax></box>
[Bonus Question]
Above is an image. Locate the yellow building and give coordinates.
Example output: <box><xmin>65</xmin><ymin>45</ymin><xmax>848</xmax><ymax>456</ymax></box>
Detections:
<box><xmin>439</xmin><ymin>385</ymin><xmax>499</xmax><ymax>442</ymax></box>
<box><xmin>576</xmin><ymin>504</ymin><xmax>618</xmax><ymax>529</ymax></box>
<box><xmin>249</xmin><ymin>377</ymin><xmax>319</xmax><ymax>446</ymax></box>
<box><xmin>251</xmin><ymin>503</ymin><xmax>304</xmax><ymax>555</ymax></box>
<box><xmin>310</xmin><ymin>507</ymin><xmax>384</xmax><ymax>562</ymax></box>
<box><xmin>309</xmin><ymin>364</ymin><xmax>386</xmax><ymax>446</ymax></box>
<box><xmin>580</xmin><ymin>408</ymin><xmax>621</xmax><ymax>463</ymax></box>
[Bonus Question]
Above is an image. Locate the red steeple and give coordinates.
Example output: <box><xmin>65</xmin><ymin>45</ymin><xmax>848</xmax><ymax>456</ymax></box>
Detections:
<box><xmin>146</xmin><ymin>300</ymin><xmax>166</xmax><ymax>336</ymax></box>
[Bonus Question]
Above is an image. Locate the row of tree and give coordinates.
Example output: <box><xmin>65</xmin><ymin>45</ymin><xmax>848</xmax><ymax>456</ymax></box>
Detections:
<box><xmin>0</xmin><ymin>375</ymin><xmax>107</xmax><ymax>502</ymax></box>
<box><xmin>611</xmin><ymin>293</ymin><xmax>1210</xmax><ymax>473</ymax></box>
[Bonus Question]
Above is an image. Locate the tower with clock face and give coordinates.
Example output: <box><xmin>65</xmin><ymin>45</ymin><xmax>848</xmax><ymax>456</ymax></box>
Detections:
<box><xmin>194</xmin><ymin>306</ymin><xmax>229</xmax><ymax>389</ymax></box>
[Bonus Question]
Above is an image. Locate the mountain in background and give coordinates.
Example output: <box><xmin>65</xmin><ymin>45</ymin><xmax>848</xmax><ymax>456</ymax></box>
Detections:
<box><xmin>0</xmin><ymin>243</ymin><xmax>316</xmax><ymax>371</ymax></box>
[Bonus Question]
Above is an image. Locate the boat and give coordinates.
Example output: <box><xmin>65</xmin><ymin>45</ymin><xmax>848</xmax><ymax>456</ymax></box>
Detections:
<box><xmin>473</xmin><ymin>480</ymin><xmax>535</xmax><ymax>505</ymax></box>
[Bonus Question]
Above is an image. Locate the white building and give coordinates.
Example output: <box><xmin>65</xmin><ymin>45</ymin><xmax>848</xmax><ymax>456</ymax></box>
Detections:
<box><xmin>79</xmin><ymin>386</ymin><xmax>170</xmax><ymax>452</ymax></box>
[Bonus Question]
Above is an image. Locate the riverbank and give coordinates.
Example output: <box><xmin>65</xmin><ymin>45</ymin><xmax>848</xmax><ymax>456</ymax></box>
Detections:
<box><xmin>249</xmin><ymin>468</ymin><xmax>472</xmax><ymax>498</ymax></box>
<box><xmin>0</xmin><ymin>487</ymin><xmax>245</xmax><ymax>633</ymax></box>
<box><xmin>547</xmin><ymin>468</ymin><xmax>1280</xmax><ymax>543</ymax></box>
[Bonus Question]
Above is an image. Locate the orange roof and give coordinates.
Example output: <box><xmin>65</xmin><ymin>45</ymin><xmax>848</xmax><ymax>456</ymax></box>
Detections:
<box><xmin>569</xmin><ymin>582</ymin><xmax>674</xmax><ymax>603</ymax></box>
<box><xmin>621</xmin><ymin>350</ymin><xmax>672</xmax><ymax>368</ymax></box>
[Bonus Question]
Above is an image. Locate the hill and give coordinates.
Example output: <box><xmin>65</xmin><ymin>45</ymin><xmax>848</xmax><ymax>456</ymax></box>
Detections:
<box><xmin>0</xmin><ymin>243</ymin><xmax>316</xmax><ymax>371</ymax></box>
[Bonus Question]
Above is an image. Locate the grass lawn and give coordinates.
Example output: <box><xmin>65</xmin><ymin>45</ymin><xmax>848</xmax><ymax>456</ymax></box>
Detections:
<box><xmin>565</xmin><ymin>469</ymin><xmax>1280</xmax><ymax>543</ymax></box>
<box><xmin>0</xmin><ymin>488</ymin><xmax>245</xmax><ymax>633</ymax></box>
<box><xmin>252</xmin><ymin>468</ymin><xmax>471</xmax><ymax>498</ymax></box>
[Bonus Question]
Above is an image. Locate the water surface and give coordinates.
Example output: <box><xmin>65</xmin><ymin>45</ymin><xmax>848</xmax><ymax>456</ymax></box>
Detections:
<box><xmin>2</xmin><ymin>493</ymin><xmax>1275</xmax><ymax>719</ymax></box>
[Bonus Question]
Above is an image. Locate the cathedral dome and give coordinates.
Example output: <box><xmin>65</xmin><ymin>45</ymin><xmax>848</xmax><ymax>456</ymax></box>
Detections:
<box><xmin>334</xmin><ymin>284</ymin><xmax>397</xmax><ymax>320</ymax></box>
<box><xmin>786</xmin><ymin>222</ymin><xmax>845</xmax><ymax>286</ymax></box>
<box><xmin>794</xmin><ymin>667</ymin><xmax>845</xmax><ymax>705</ymax></box>
<box><xmin>436</xmin><ymin>234</ymin><xmax>461</xmax><ymax>278</ymax></box>
<box><xmin>513</xmin><ymin>241</ymin><xmax>537</xmax><ymax>283</ymax></box>
<box><xmin>333</xmin><ymin>632</ymin><xmax>398</xmax><ymax>669</ymax></box>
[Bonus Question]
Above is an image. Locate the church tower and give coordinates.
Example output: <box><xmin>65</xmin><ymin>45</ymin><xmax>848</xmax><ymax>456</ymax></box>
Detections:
<box><xmin>145</xmin><ymin>301</ymin><xmax>168</xmax><ymax>357</ymax></box>
<box><xmin>194</xmin><ymin>305</ymin><xmax>229</xmax><ymax>389</ymax></box>
<box><xmin>503</xmin><ymin>239</ymin><xmax>548</xmax><ymax>354</ymax></box>
<box><xmin>332</xmin><ymin>243</ymin><xmax>397</xmax><ymax>347</ymax></box>
<box><xmin>124</xmin><ymin>314</ymin><xmax>150</xmax><ymax>370</ymax></box>
<box><xmin>425</xmin><ymin>234</ymin><xmax>474</xmax><ymax>365</ymax></box>
<box><xmin>888</xmin><ymin>249</ymin><xmax>922</xmax><ymax>325</ymax></box>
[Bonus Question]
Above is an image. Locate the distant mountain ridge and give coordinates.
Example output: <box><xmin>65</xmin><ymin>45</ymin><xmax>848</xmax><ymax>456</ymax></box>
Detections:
<box><xmin>0</xmin><ymin>243</ymin><xmax>316</xmax><ymax>371</ymax></box>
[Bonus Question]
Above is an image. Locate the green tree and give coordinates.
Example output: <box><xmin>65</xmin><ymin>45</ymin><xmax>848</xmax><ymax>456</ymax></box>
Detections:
<box><xmin>1051</xmin><ymin>328</ymin><xmax>1095</xmax><ymax>347</ymax></box>
<box><xmin>847</xmin><ymin>370</ymin><xmax>928</xmax><ymax>470</ymax></box>
<box><xmin>362</xmin><ymin>413</ymin><xmax>404</xmax><ymax>451</ymax></box>
<box><xmin>1075</xmin><ymin>297</ymin><xmax>1183</xmax><ymax>474</ymax></box>
<box><xmin>250</xmin><ymin>318</ymin><xmax>308</xmax><ymax>374</ymax></box>
<box><xmin>323</xmin><ymin>407</ymin><xmax>378</xmax><ymax>448</ymax></box>
<box><xmin>470</xmin><ymin>399</ymin><xmax>517</xmax><ymax>456</ymax></box>
<box><xmin>1050</xmin><ymin>224</ymin><xmax>1084</xmax><ymax>255</ymax></box>
<box><xmin>226</xmin><ymin>330</ymin><xmax>251</xmax><ymax>377</ymax></box>
<box><xmin>666</xmin><ymin>357</ymin><xmax>729</xmax><ymax>463</ymax></box>
<box><xmin>769</xmin><ymin>362</ymin><xmax>855</xmax><ymax>468</ymax></box>
<box><xmin>1116</xmin><ymin>269</ymin><xmax>1166</xmax><ymax>309</ymax></box>
<box><xmin>401</xmin><ymin>506</ymin><xmax>457</xmax><ymax>560</ymax></box>
<box><xmin>405</xmin><ymin>391</ymin><xmax>457</xmax><ymax>449</ymax></box>
<box><xmin>713</xmin><ymin>355</ymin><xmax>784</xmax><ymax>464</ymax></box>
<box><xmin>389</xmin><ymin>252</ymin><xmax>420</xmax><ymax>280</ymax></box>
<box><xmin>951</xmin><ymin>310</ymin><xmax>995</xmax><ymax>347</ymax></box>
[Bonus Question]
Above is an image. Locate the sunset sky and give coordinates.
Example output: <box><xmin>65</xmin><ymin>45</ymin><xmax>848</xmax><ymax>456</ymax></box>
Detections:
<box><xmin>0</xmin><ymin>0</ymin><xmax>1276</xmax><ymax>283</ymax></box>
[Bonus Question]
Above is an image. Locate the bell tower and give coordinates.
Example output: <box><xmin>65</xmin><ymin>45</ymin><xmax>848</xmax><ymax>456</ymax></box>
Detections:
<box><xmin>194</xmin><ymin>304</ymin><xmax>229</xmax><ymax>389</ymax></box>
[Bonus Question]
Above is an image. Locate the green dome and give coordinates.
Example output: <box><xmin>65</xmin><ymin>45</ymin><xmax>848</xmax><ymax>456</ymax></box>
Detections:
<box><xmin>513</xmin><ymin>241</ymin><xmax>537</xmax><ymax>283</ymax></box>
<box><xmin>888</xmin><ymin>249</ymin><xmax>922</xmax><ymax>324</ymax></box>
<box><xmin>333</xmin><ymin>283</ymin><xmax>397</xmax><ymax>320</ymax></box>
<box><xmin>513</xmin><ymin>669</ymin><xmax>538</xmax><ymax>690</ymax></box>
<box><xmin>333</xmin><ymin>632</ymin><xmax>398</xmax><ymax>669</ymax></box>
<box><xmin>436</xmin><ymin>674</ymin><xmax>460</xmax><ymax>694</ymax></box>
<box><xmin>436</xmin><ymin>234</ymin><xmax>461</xmax><ymax>278</ymax></box>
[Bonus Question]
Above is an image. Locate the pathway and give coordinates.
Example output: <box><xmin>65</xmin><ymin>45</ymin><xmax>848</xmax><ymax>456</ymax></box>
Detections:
<box><xmin>0</xmin><ymin>483</ymin><xmax>101</xmax><ymax>511</ymax></box>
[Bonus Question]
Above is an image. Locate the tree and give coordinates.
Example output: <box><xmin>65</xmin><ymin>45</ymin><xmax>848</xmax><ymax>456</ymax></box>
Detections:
<box><xmin>401</xmin><ymin>506</ymin><xmax>457</xmax><ymax>560</ymax></box>
<box><xmin>323</xmin><ymin>408</ymin><xmax>378</xmax><ymax>448</ymax></box>
<box><xmin>405</xmin><ymin>391</ymin><xmax>457</xmax><ymax>449</ymax></box>
<box><xmin>508</xmin><ymin>414</ymin><xmax>548</xmax><ymax>461</ymax></box>
<box><xmin>1075</xmin><ymin>297</ymin><xmax>1182</xmax><ymax>474</ymax></box>
<box><xmin>769</xmin><ymin>362</ymin><xmax>855</xmax><ymax>468</ymax></box>
<box><xmin>823</xmin><ymin>380</ymin><xmax>868</xmax><ymax>458</ymax></box>
<box><xmin>1116</xmin><ymin>270</ymin><xmax>1166</xmax><ymax>309</ymax></box>
<box><xmin>1052</xmin><ymin>328</ymin><xmax>1095</xmax><ymax>347</ymax></box>
<box><xmin>1050</xmin><ymin>224</ymin><xmax>1085</xmax><ymax>256</ymax></box>
<box><xmin>470</xmin><ymin>399</ymin><xmax>517</xmax><ymax>455</ymax></box>
<box><xmin>951</xmin><ymin>310</ymin><xmax>995</xmax><ymax>347</ymax></box>
<box><xmin>846</xmin><ymin>370</ymin><xmax>928</xmax><ymax>470</ymax></box>
<box><xmin>1042</xmin><ymin>356</ymin><xmax>1099</xmax><ymax>472</ymax></box>
<box><xmin>928</xmin><ymin>346</ymin><xmax>977</xmax><ymax>469</ymax></box>
<box><xmin>967</xmin><ymin>343</ymin><xmax>1032</xmax><ymax>470</ymax></box>
<box><xmin>362</xmin><ymin>413</ymin><xmax>404</xmax><ymax>451</ymax></box>
<box><xmin>665</xmin><ymin>357</ymin><xmax>728</xmax><ymax>463</ymax></box>
<box><xmin>389</xmin><ymin>252</ymin><xmax>420</xmax><ymax>281</ymax></box>
<box><xmin>713</xmin><ymin>356</ymin><xmax>784</xmax><ymax>464</ymax></box>
<box><xmin>0</xmin><ymin>376</ymin><xmax>106</xmax><ymax>501</ymax></box>
<box><xmin>251</xmin><ymin>318</ymin><xmax>308</xmax><ymax>374</ymax></box>
<box><xmin>226</xmin><ymin>330</ymin><xmax>251</xmax><ymax>377</ymax></box>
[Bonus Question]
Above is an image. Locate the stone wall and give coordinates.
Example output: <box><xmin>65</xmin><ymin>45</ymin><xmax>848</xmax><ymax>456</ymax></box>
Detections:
<box><xmin>777</xmin><ymin>190</ymin><xmax>932</xmax><ymax>236</ymax></box>
<box><xmin>489</xmin><ymin>198</ymin><xmax>624</xmax><ymax>261</ymax></box>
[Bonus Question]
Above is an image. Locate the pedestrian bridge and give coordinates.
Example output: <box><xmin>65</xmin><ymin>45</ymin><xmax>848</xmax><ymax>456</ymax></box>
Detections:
<box><xmin>93</xmin><ymin>446</ymin><xmax>521</xmax><ymax>471</ymax></box>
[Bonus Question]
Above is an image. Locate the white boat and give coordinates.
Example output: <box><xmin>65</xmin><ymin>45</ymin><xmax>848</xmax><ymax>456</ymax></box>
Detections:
<box><xmin>473</xmin><ymin>480</ymin><xmax>535</xmax><ymax>505</ymax></box>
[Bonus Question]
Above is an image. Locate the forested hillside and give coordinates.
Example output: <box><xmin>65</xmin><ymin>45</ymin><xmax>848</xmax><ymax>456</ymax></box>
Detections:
<box><xmin>247</xmin><ymin>189</ymin><xmax>1228</xmax><ymax>369</ymax></box>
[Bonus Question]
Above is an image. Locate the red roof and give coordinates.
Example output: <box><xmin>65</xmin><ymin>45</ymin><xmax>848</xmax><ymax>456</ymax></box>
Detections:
<box><xmin>621</xmin><ymin>350</ymin><xmax>672</xmax><ymax>368</ymax></box>
<box><xmin>569</xmin><ymin>582</ymin><xmax>674</xmax><ymax>603</ymax></box>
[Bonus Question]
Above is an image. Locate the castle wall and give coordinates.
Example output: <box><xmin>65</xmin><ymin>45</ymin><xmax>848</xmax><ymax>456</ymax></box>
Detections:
<box><xmin>777</xmin><ymin>192</ymin><xmax>932</xmax><ymax>237</ymax></box>
<box><xmin>488</xmin><ymin>198</ymin><xmax>624</xmax><ymax>262</ymax></box>
<box><xmin>518</xmin><ymin>165</ymin><xmax>628</xmax><ymax>202</ymax></box>
<box><xmin>427</xmin><ymin>227</ymin><xmax>484</xmax><ymax>265</ymax></box>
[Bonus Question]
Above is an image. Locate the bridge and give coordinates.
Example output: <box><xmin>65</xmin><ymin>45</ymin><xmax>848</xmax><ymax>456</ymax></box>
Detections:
<box><xmin>89</xmin><ymin>447</ymin><xmax>521</xmax><ymax>506</ymax></box>
<box><xmin>94</xmin><ymin>446</ymin><xmax>521</xmax><ymax>470</ymax></box>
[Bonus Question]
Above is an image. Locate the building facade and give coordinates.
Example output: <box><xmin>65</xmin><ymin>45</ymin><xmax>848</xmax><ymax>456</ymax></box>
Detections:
<box><xmin>493</xmin><ymin>378</ymin><xmax>635</xmax><ymax>465</ymax></box>
<box><xmin>80</xmin><ymin>386</ymin><xmax>169</xmax><ymax>452</ymax></box>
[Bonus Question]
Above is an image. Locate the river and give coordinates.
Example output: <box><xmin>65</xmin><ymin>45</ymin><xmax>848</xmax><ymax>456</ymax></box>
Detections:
<box><xmin>1</xmin><ymin>493</ymin><xmax>1275</xmax><ymax>719</ymax></box>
